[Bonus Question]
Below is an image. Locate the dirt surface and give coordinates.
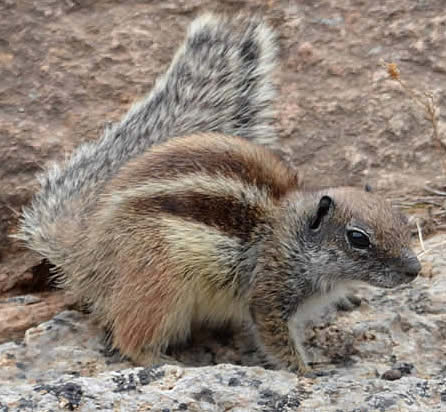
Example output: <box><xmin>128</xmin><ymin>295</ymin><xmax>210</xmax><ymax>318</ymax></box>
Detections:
<box><xmin>0</xmin><ymin>1</ymin><xmax>445</xmax><ymax>310</ymax></box>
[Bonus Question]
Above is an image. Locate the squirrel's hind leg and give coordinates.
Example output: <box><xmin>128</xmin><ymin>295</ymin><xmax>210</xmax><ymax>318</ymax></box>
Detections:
<box><xmin>106</xmin><ymin>259</ymin><xmax>195</xmax><ymax>367</ymax></box>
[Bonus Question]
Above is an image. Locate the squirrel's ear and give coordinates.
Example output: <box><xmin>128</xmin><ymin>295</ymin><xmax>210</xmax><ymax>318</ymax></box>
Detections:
<box><xmin>310</xmin><ymin>196</ymin><xmax>333</xmax><ymax>230</ymax></box>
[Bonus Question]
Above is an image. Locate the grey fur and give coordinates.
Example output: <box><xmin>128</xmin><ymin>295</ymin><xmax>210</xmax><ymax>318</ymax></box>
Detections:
<box><xmin>16</xmin><ymin>13</ymin><xmax>279</xmax><ymax>261</ymax></box>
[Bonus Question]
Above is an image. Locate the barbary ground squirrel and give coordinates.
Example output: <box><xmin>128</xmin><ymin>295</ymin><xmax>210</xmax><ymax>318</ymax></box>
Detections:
<box><xmin>16</xmin><ymin>14</ymin><xmax>421</xmax><ymax>374</ymax></box>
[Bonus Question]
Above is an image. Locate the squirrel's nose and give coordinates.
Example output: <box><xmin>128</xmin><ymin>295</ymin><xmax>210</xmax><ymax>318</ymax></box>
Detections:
<box><xmin>404</xmin><ymin>256</ymin><xmax>421</xmax><ymax>280</ymax></box>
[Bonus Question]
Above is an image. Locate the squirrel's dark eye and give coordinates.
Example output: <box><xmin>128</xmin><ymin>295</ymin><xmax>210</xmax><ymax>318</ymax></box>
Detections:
<box><xmin>347</xmin><ymin>230</ymin><xmax>370</xmax><ymax>249</ymax></box>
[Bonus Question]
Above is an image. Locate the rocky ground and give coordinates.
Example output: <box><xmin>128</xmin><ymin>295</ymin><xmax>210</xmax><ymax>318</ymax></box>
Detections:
<box><xmin>1</xmin><ymin>234</ymin><xmax>445</xmax><ymax>410</ymax></box>
<box><xmin>0</xmin><ymin>0</ymin><xmax>445</xmax><ymax>411</ymax></box>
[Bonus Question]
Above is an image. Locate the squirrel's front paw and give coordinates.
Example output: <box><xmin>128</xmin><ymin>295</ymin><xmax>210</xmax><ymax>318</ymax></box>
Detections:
<box><xmin>284</xmin><ymin>356</ymin><xmax>312</xmax><ymax>375</ymax></box>
<box><xmin>287</xmin><ymin>362</ymin><xmax>311</xmax><ymax>375</ymax></box>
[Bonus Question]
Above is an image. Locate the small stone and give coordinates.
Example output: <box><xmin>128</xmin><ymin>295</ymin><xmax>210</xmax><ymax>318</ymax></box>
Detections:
<box><xmin>228</xmin><ymin>377</ymin><xmax>241</xmax><ymax>386</ymax></box>
<box><xmin>297</xmin><ymin>42</ymin><xmax>314</xmax><ymax>60</ymax></box>
<box><xmin>381</xmin><ymin>369</ymin><xmax>402</xmax><ymax>381</ymax></box>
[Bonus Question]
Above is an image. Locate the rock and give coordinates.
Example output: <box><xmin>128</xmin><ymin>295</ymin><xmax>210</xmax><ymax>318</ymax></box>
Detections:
<box><xmin>0</xmin><ymin>291</ymin><xmax>73</xmax><ymax>344</ymax></box>
<box><xmin>0</xmin><ymin>362</ymin><xmax>444</xmax><ymax>411</ymax></box>
<box><xmin>381</xmin><ymin>369</ymin><xmax>402</xmax><ymax>381</ymax></box>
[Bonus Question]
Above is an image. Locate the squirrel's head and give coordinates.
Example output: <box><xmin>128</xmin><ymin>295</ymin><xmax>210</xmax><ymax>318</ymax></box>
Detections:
<box><xmin>276</xmin><ymin>187</ymin><xmax>421</xmax><ymax>290</ymax></box>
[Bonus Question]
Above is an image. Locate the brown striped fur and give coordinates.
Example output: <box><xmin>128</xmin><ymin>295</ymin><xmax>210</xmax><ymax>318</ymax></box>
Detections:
<box><xmin>110</xmin><ymin>132</ymin><xmax>299</xmax><ymax>198</ymax></box>
<box><xmin>62</xmin><ymin>133</ymin><xmax>298</xmax><ymax>362</ymax></box>
<box><xmin>36</xmin><ymin>133</ymin><xmax>420</xmax><ymax>374</ymax></box>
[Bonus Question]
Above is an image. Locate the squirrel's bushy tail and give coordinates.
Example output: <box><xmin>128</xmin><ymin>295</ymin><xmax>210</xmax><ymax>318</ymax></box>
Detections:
<box><xmin>16</xmin><ymin>13</ymin><xmax>279</xmax><ymax>265</ymax></box>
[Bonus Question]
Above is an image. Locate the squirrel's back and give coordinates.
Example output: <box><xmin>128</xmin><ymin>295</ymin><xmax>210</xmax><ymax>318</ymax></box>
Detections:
<box><xmin>16</xmin><ymin>13</ymin><xmax>280</xmax><ymax>266</ymax></box>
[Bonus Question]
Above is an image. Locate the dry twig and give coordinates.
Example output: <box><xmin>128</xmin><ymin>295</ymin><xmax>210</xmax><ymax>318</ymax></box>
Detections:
<box><xmin>416</xmin><ymin>218</ymin><xmax>425</xmax><ymax>253</ymax></box>
<box><xmin>382</xmin><ymin>61</ymin><xmax>446</xmax><ymax>174</ymax></box>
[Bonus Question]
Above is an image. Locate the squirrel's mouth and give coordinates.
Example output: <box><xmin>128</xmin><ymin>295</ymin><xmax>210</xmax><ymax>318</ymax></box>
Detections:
<box><xmin>402</xmin><ymin>257</ymin><xmax>422</xmax><ymax>281</ymax></box>
<box><xmin>366</xmin><ymin>266</ymin><xmax>421</xmax><ymax>289</ymax></box>
<box><xmin>377</xmin><ymin>254</ymin><xmax>421</xmax><ymax>287</ymax></box>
